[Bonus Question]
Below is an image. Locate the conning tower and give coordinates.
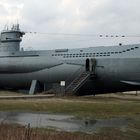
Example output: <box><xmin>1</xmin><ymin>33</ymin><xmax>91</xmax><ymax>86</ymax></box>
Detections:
<box><xmin>0</xmin><ymin>24</ymin><xmax>25</xmax><ymax>52</ymax></box>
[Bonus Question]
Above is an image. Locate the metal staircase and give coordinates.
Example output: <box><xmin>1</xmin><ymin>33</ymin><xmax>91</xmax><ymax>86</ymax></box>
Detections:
<box><xmin>65</xmin><ymin>58</ymin><xmax>97</xmax><ymax>95</ymax></box>
<box><xmin>66</xmin><ymin>71</ymin><xmax>93</xmax><ymax>94</ymax></box>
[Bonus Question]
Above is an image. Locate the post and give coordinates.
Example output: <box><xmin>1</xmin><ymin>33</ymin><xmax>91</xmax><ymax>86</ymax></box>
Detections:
<box><xmin>60</xmin><ymin>81</ymin><xmax>66</xmax><ymax>96</ymax></box>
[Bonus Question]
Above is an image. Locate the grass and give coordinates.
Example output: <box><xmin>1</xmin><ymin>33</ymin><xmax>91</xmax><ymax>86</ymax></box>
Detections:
<box><xmin>0</xmin><ymin>90</ymin><xmax>24</xmax><ymax>96</ymax></box>
<box><xmin>125</xmin><ymin>116</ymin><xmax>140</xmax><ymax>140</ymax></box>
<box><xmin>0</xmin><ymin>93</ymin><xmax>139</xmax><ymax>139</ymax></box>
<box><xmin>0</xmin><ymin>122</ymin><xmax>138</xmax><ymax>140</ymax></box>
<box><xmin>0</xmin><ymin>118</ymin><xmax>139</xmax><ymax>140</ymax></box>
<box><xmin>0</xmin><ymin>123</ymin><xmax>114</xmax><ymax>140</ymax></box>
<box><xmin>0</xmin><ymin>97</ymin><xmax>139</xmax><ymax>119</ymax></box>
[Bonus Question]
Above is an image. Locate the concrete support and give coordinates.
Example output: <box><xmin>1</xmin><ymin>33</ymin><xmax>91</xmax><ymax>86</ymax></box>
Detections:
<box><xmin>29</xmin><ymin>80</ymin><xmax>40</xmax><ymax>95</ymax></box>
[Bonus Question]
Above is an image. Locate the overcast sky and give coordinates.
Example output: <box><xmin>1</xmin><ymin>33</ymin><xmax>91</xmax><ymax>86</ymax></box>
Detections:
<box><xmin>0</xmin><ymin>0</ymin><xmax>140</xmax><ymax>50</ymax></box>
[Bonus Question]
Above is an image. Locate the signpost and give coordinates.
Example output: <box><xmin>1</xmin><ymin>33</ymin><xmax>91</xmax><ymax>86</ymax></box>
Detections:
<box><xmin>60</xmin><ymin>81</ymin><xmax>66</xmax><ymax>96</ymax></box>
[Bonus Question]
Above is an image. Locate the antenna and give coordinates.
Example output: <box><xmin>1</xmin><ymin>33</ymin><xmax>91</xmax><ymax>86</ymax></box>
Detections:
<box><xmin>3</xmin><ymin>25</ymin><xmax>8</xmax><ymax>31</ymax></box>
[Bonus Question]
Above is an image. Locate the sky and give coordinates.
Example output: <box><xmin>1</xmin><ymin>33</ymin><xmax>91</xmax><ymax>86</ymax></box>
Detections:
<box><xmin>0</xmin><ymin>0</ymin><xmax>140</xmax><ymax>50</ymax></box>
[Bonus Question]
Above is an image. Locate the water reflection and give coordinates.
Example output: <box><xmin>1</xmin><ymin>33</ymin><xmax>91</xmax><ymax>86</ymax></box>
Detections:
<box><xmin>0</xmin><ymin>111</ymin><xmax>129</xmax><ymax>133</ymax></box>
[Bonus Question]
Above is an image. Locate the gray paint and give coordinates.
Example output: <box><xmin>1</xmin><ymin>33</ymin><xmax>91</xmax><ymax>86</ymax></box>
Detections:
<box><xmin>0</xmin><ymin>24</ymin><xmax>140</xmax><ymax>94</ymax></box>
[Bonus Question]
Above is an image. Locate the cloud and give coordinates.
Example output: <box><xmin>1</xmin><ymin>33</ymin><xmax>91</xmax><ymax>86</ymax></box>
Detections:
<box><xmin>0</xmin><ymin>0</ymin><xmax>24</xmax><ymax>28</ymax></box>
<box><xmin>1</xmin><ymin>0</ymin><xmax>140</xmax><ymax>49</ymax></box>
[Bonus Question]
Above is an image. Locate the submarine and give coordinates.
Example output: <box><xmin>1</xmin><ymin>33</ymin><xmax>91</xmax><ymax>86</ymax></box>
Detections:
<box><xmin>0</xmin><ymin>24</ymin><xmax>140</xmax><ymax>95</ymax></box>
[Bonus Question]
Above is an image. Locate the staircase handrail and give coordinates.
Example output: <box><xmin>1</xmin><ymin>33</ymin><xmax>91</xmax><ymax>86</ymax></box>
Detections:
<box><xmin>66</xmin><ymin>66</ymin><xmax>85</xmax><ymax>88</ymax></box>
<box><xmin>72</xmin><ymin>72</ymin><xmax>90</xmax><ymax>92</ymax></box>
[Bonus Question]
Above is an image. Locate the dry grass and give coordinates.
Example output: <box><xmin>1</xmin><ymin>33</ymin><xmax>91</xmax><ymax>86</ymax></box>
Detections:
<box><xmin>0</xmin><ymin>93</ymin><xmax>139</xmax><ymax>140</ymax></box>
<box><xmin>0</xmin><ymin>90</ymin><xmax>24</xmax><ymax>96</ymax></box>
<box><xmin>0</xmin><ymin>97</ymin><xmax>139</xmax><ymax>119</ymax></box>
<box><xmin>0</xmin><ymin>121</ymin><xmax>139</xmax><ymax>140</ymax></box>
<box><xmin>0</xmin><ymin>123</ymin><xmax>111</xmax><ymax>140</ymax></box>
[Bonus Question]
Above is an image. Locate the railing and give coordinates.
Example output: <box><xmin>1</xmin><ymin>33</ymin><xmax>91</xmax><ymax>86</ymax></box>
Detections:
<box><xmin>66</xmin><ymin>66</ymin><xmax>85</xmax><ymax>88</ymax></box>
<box><xmin>72</xmin><ymin>72</ymin><xmax>91</xmax><ymax>92</ymax></box>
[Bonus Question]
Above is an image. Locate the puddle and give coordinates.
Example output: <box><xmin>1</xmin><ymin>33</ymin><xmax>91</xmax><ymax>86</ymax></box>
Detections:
<box><xmin>0</xmin><ymin>111</ymin><xmax>129</xmax><ymax>133</ymax></box>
